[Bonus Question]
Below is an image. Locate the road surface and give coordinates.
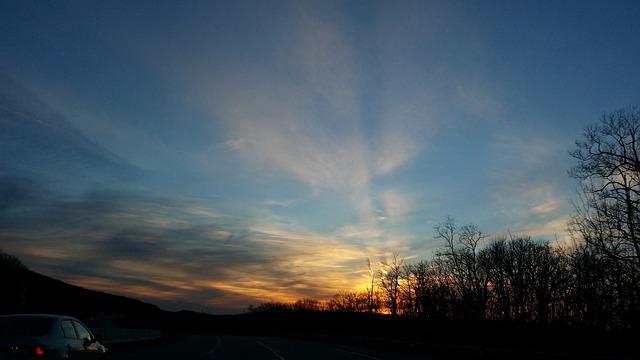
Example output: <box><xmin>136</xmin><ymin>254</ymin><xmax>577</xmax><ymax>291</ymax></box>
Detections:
<box><xmin>106</xmin><ymin>335</ymin><xmax>440</xmax><ymax>360</ymax></box>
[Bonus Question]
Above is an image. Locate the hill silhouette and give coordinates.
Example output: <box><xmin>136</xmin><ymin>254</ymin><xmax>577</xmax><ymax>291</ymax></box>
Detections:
<box><xmin>0</xmin><ymin>254</ymin><xmax>162</xmax><ymax>320</ymax></box>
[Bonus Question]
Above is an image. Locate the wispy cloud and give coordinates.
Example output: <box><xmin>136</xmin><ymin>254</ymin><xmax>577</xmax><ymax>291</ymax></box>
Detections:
<box><xmin>198</xmin><ymin>11</ymin><xmax>368</xmax><ymax>193</ymax></box>
<box><xmin>0</xmin><ymin>178</ymin><xmax>378</xmax><ymax>312</ymax></box>
<box><xmin>0</xmin><ymin>73</ymin><xmax>141</xmax><ymax>186</ymax></box>
<box><xmin>487</xmin><ymin>131</ymin><xmax>574</xmax><ymax>239</ymax></box>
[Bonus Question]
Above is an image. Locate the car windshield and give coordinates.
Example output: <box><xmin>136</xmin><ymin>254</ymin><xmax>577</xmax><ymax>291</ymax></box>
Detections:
<box><xmin>0</xmin><ymin>317</ymin><xmax>54</xmax><ymax>336</ymax></box>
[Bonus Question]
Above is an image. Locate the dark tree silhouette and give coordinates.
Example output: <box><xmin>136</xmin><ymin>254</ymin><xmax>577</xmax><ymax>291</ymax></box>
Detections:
<box><xmin>0</xmin><ymin>250</ymin><xmax>27</xmax><ymax>269</ymax></box>
<box><xmin>378</xmin><ymin>253</ymin><xmax>404</xmax><ymax>316</ymax></box>
<box><xmin>569</xmin><ymin>105</ymin><xmax>640</xmax><ymax>330</ymax></box>
<box><xmin>433</xmin><ymin>217</ymin><xmax>489</xmax><ymax>320</ymax></box>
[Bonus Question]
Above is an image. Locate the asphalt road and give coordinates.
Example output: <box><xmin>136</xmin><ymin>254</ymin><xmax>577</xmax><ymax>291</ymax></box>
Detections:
<box><xmin>105</xmin><ymin>335</ymin><xmax>440</xmax><ymax>360</ymax></box>
<box><xmin>105</xmin><ymin>335</ymin><xmax>640</xmax><ymax>360</ymax></box>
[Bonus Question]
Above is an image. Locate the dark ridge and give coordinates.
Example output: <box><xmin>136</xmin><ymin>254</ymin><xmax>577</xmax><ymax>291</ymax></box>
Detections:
<box><xmin>0</xmin><ymin>255</ymin><xmax>161</xmax><ymax>319</ymax></box>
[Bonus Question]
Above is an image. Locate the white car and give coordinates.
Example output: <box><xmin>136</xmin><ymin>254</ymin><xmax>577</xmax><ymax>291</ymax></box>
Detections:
<box><xmin>0</xmin><ymin>314</ymin><xmax>107</xmax><ymax>359</ymax></box>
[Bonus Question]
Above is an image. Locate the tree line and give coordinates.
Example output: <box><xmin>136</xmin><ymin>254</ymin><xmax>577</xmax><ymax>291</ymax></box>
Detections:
<box><xmin>249</xmin><ymin>105</ymin><xmax>640</xmax><ymax>334</ymax></box>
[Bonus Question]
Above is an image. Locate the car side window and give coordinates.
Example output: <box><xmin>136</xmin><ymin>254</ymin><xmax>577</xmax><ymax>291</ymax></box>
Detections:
<box><xmin>73</xmin><ymin>320</ymin><xmax>91</xmax><ymax>341</ymax></box>
<box><xmin>61</xmin><ymin>320</ymin><xmax>77</xmax><ymax>339</ymax></box>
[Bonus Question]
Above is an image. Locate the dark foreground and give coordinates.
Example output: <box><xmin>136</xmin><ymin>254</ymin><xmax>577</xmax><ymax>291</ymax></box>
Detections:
<box><xmin>105</xmin><ymin>335</ymin><xmax>639</xmax><ymax>360</ymax></box>
<box><xmin>107</xmin><ymin>335</ymin><xmax>432</xmax><ymax>360</ymax></box>
<box><xmin>2</xmin><ymin>260</ymin><xmax>638</xmax><ymax>359</ymax></box>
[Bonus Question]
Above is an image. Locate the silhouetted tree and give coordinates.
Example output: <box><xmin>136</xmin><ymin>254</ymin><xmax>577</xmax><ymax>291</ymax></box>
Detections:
<box><xmin>293</xmin><ymin>297</ymin><xmax>324</xmax><ymax>311</ymax></box>
<box><xmin>365</xmin><ymin>258</ymin><xmax>378</xmax><ymax>313</ymax></box>
<box><xmin>378</xmin><ymin>253</ymin><xmax>404</xmax><ymax>315</ymax></box>
<box><xmin>569</xmin><ymin>105</ymin><xmax>640</xmax><ymax>330</ymax></box>
<box><xmin>327</xmin><ymin>290</ymin><xmax>371</xmax><ymax>313</ymax></box>
<box><xmin>479</xmin><ymin>238</ymin><xmax>512</xmax><ymax>321</ymax></box>
<box><xmin>398</xmin><ymin>261</ymin><xmax>417</xmax><ymax>316</ymax></box>
<box><xmin>0</xmin><ymin>250</ymin><xmax>27</xmax><ymax>269</ymax></box>
<box><xmin>247</xmin><ymin>301</ymin><xmax>293</xmax><ymax>313</ymax></box>
<box><xmin>405</xmin><ymin>260</ymin><xmax>428</xmax><ymax>316</ymax></box>
<box><xmin>433</xmin><ymin>217</ymin><xmax>489</xmax><ymax>320</ymax></box>
<box><xmin>482</xmin><ymin>235</ymin><xmax>567</xmax><ymax>324</ymax></box>
<box><xmin>565</xmin><ymin>238</ymin><xmax>616</xmax><ymax>329</ymax></box>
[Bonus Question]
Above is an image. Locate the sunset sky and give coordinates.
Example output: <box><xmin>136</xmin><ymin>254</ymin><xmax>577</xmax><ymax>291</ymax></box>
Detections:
<box><xmin>1</xmin><ymin>0</ymin><xmax>639</xmax><ymax>314</ymax></box>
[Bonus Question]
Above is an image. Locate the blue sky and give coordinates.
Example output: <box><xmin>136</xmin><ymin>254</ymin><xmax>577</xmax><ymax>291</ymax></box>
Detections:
<box><xmin>1</xmin><ymin>0</ymin><xmax>639</xmax><ymax>314</ymax></box>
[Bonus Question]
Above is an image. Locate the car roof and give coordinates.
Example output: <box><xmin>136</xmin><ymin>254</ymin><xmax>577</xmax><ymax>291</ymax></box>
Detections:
<box><xmin>0</xmin><ymin>313</ymin><xmax>80</xmax><ymax>320</ymax></box>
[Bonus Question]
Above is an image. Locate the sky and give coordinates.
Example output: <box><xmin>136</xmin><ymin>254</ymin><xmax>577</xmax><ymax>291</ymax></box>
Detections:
<box><xmin>1</xmin><ymin>0</ymin><xmax>639</xmax><ymax>314</ymax></box>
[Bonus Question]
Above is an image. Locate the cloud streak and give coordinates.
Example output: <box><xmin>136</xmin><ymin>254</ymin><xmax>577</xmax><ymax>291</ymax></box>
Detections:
<box><xmin>0</xmin><ymin>177</ymin><xmax>376</xmax><ymax>312</ymax></box>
